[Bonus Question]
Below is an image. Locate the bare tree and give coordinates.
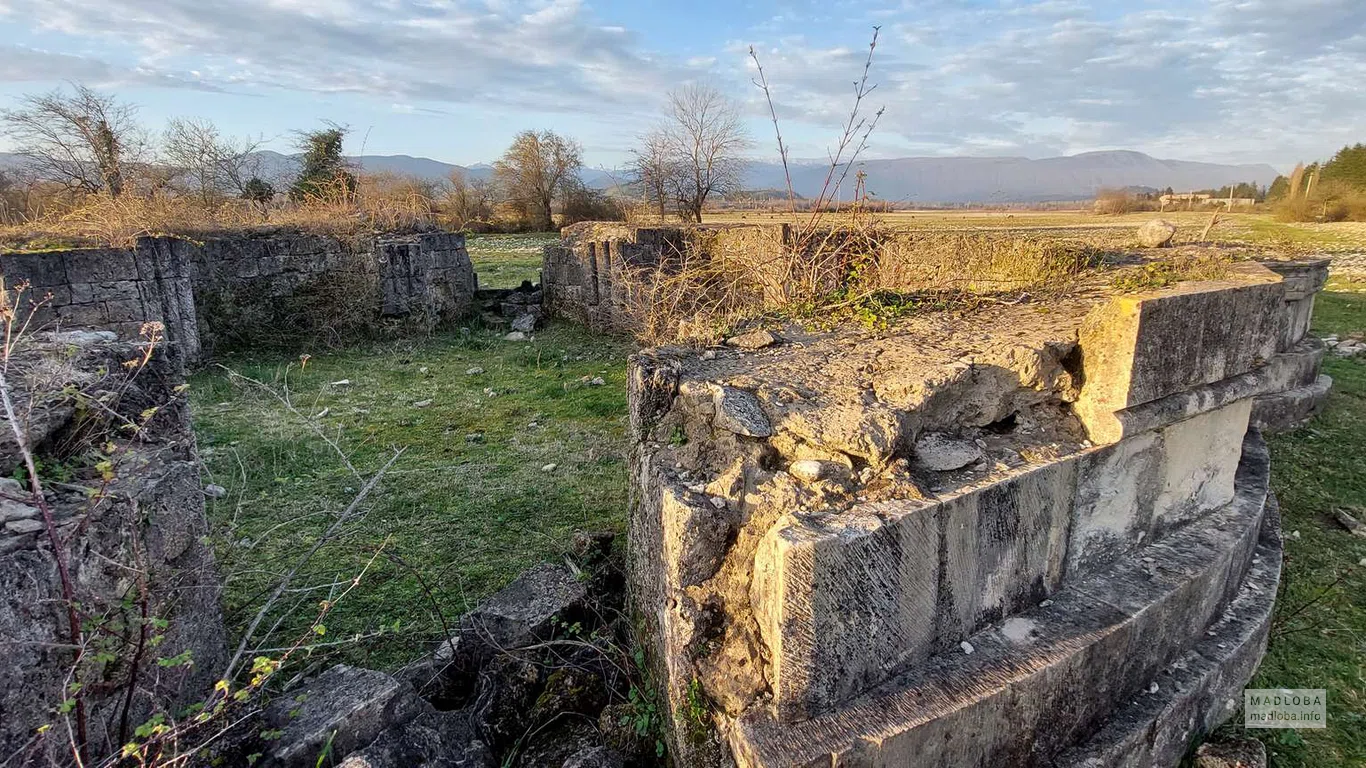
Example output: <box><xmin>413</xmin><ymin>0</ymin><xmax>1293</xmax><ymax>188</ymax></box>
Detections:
<box><xmin>161</xmin><ymin>117</ymin><xmax>264</xmax><ymax>205</ymax></box>
<box><xmin>0</xmin><ymin>83</ymin><xmax>144</xmax><ymax>198</ymax></box>
<box><xmin>658</xmin><ymin>85</ymin><xmax>749</xmax><ymax>223</ymax></box>
<box><xmin>441</xmin><ymin>169</ymin><xmax>496</xmax><ymax>229</ymax></box>
<box><xmin>628</xmin><ymin>129</ymin><xmax>675</xmax><ymax>222</ymax></box>
<box><xmin>493</xmin><ymin>130</ymin><xmax>582</xmax><ymax>231</ymax></box>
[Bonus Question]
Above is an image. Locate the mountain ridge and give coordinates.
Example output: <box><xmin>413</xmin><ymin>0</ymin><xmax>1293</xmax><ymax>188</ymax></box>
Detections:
<box><xmin>0</xmin><ymin>149</ymin><xmax>1279</xmax><ymax>205</ymax></box>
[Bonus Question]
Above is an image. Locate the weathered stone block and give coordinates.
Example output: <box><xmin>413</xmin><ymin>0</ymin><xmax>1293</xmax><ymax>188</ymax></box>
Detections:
<box><xmin>1067</xmin><ymin>400</ymin><xmax>1250</xmax><ymax>580</ymax></box>
<box><xmin>1074</xmin><ymin>264</ymin><xmax>1284</xmax><ymax>443</ymax></box>
<box><xmin>265</xmin><ymin>665</ymin><xmax>431</xmax><ymax>767</ymax></box>
<box><xmin>1252</xmin><ymin>374</ymin><xmax>1332</xmax><ymax>432</ymax></box>
<box><xmin>731</xmin><ymin>434</ymin><xmax>1272</xmax><ymax>768</ymax></box>
<box><xmin>55</xmin><ymin>302</ymin><xmax>111</xmax><ymax>326</ymax></box>
<box><xmin>1281</xmin><ymin>295</ymin><xmax>1315</xmax><ymax>349</ymax></box>
<box><xmin>1260</xmin><ymin>258</ymin><xmax>1329</xmax><ymax>301</ymax></box>
<box><xmin>1</xmin><ymin>251</ymin><xmax>68</xmax><ymax>286</ymax></box>
<box><xmin>70</xmin><ymin>280</ymin><xmax>142</xmax><ymax>305</ymax></box>
<box><xmin>65</xmin><ymin>248</ymin><xmax>139</xmax><ymax>282</ymax></box>
<box><xmin>753</xmin><ymin>501</ymin><xmax>939</xmax><ymax>721</ymax></box>
<box><xmin>753</xmin><ymin>456</ymin><xmax>1077</xmax><ymax>721</ymax></box>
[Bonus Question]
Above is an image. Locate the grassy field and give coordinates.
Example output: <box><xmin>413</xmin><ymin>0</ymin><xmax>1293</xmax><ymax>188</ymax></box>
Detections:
<box><xmin>705</xmin><ymin>209</ymin><xmax>1366</xmax><ymax>253</ymax></box>
<box><xmin>467</xmin><ymin>232</ymin><xmax>557</xmax><ymax>288</ymax></box>
<box><xmin>191</xmin><ymin>322</ymin><xmax>633</xmax><ymax>669</ymax></box>
<box><xmin>190</xmin><ymin>230</ymin><xmax>1364</xmax><ymax>763</ymax></box>
<box><xmin>1250</xmin><ymin>276</ymin><xmax>1366</xmax><ymax>767</ymax></box>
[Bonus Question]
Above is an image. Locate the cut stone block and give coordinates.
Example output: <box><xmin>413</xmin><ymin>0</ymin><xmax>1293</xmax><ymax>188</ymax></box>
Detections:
<box><xmin>1252</xmin><ymin>374</ymin><xmax>1332</xmax><ymax>432</ymax></box>
<box><xmin>1055</xmin><ymin>495</ymin><xmax>1282</xmax><ymax>768</ymax></box>
<box><xmin>751</xmin><ymin>399</ymin><xmax>1252</xmax><ymax>722</ymax></box>
<box><xmin>1074</xmin><ymin>264</ymin><xmax>1284</xmax><ymax>443</ymax></box>
<box><xmin>731</xmin><ymin>433</ymin><xmax>1271</xmax><ymax>768</ymax></box>
<box><xmin>1259</xmin><ymin>257</ymin><xmax>1329</xmax><ymax>301</ymax></box>
<box><xmin>1066</xmin><ymin>400</ymin><xmax>1250</xmax><ymax>580</ymax></box>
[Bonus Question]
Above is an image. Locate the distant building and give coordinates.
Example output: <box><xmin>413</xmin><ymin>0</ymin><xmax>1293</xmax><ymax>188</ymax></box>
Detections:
<box><xmin>1211</xmin><ymin>197</ymin><xmax>1258</xmax><ymax>208</ymax></box>
<box><xmin>1160</xmin><ymin>193</ymin><xmax>1211</xmax><ymax>205</ymax></box>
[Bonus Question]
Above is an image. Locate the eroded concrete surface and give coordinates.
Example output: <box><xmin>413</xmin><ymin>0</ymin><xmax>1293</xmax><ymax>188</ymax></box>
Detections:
<box><xmin>626</xmin><ymin>254</ymin><xmax>1328</xmax><ymax>767</ymax></box>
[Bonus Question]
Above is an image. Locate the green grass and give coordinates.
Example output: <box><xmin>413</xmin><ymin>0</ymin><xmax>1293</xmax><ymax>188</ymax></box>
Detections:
<box><xmin>188</xmin><ymin>255</ymin><xmax>1366</xmax><ymax>762</ymax></box>
<box><xmin>1251</xmin><ymin>276</ymin><xmax>1366</xmax><ymax>766</ymax></box>
<box><xmin>191</xmin><ymin>322</ymin><xmax>632</xmax><ymax>669</ymax></box>
<box><xmin>467</xmin><ymin>232</ymin><xmax>558</xmax><ymax>288</ymax></box>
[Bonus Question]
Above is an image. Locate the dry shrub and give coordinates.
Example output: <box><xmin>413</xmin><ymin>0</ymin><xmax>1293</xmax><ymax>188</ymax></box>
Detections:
<box><xmin>1110</xmin><ymin>254</ymin><xmax>1233</xmax><ymax>292</ymax></box>
<box><xmin>597</xmin><ymin>219</ymin><xmax>1097</xmax><ymax>344</ymax></box>
<box><xmin>276</xmin><ymin>173</ymin><xmax>436</xmax><ymax>233</ymax></box>
<box><xmin>44</xmin><ymin>193</ymin><xmax>263</xmax><ymax>246</ymax></box>
<box><xmin>876</xmin><ymin>231</ymin><xmax>1097</xmax><ymax>293</ymax></box>
<box><xmin>1093</xmin><ymin>188</ymin><xmax>1156</xmax><ymax>215</ymax></box>
<box><xmin>0</xmin><ymin>170</ymin><xmax>441</xmax><ymax>249</ymax></box>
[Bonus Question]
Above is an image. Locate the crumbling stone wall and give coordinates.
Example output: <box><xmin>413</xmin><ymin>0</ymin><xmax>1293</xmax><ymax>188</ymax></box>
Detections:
<box><xmin>1</xmin><ymin>230</ymin><xmax>477</xmax><ymax>360</ymax></box>
<box><xmin>2</xmin><ymin>239</ymin><xmax>200</xmax><ymax>361</ymax></box>
<box><xmin>542</xmin><ymin>223</ymin><xmax>754</xmax><ymax>330</ymax></box>
<box><xmin>627</xmin><ymin>261</ymin><xmax>1307</xmax><ymax>767</ymax></box>
<box><xmin>543</xmin><ymin>223</ymin><xmax>1096</xmax><ymax>336</ymax></box>
<box><xmin>0</xmin><ymin>332</ymin><xmax>225</xmax><ymax>762</ymax></box>
<box><xmin>1254</xmin><ymin>257</ymin><xmax>1332</xmax><ymax>430</ymax></box>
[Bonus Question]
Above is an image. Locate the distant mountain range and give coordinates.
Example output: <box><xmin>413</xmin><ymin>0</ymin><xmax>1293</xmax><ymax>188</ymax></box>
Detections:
<box><xmin>1</xmin><ymin>149</ymin><xmax>1279</xmax><ymax>205</ymax></box>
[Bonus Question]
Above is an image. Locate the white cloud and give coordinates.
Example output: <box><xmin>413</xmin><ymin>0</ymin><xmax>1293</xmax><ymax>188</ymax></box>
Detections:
<box><xmin>739</xmin><ymin>0</ymin><xmax>1366</xmax><ymax>165</ymax></box>
<box><xmin>0</xmin><ymin>0</ymin><xmax>1361</xmax><ymax>166</ymax></box>
<box><xmin>0</xmin><ymin>0</ymin><xmax>700</xmax><ymax>114</ymax></box>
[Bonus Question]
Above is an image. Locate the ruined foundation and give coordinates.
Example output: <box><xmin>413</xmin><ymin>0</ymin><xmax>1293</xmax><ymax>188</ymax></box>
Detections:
<box><xmin>626</xmin><ymin>258</ymin><xmax>1323</xmax><ymax>767</ymax></box>
<box><xmin>0</xmin><ymin>230</ymin><xmax>477</xmax><ymax>360</ymax></box>
<box><xmin>0</xmin><ymin>333</ymin><xmax>225</xmax><ymax>760</ymax></box>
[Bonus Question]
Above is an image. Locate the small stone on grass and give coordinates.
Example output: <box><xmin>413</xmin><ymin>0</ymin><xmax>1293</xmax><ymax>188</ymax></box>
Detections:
<box><xmin>726</xmin><ymin>329</ymin><xmax>779</xmax><ymax>350</ymax></box>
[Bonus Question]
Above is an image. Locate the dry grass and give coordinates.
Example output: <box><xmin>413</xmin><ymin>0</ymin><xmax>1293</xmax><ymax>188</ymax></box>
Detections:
<box><xmin>0</xmin><ymin>176</ymin><xmax>439</xmax><ymax>250</ymax></box>
<box><xmin>578</xmin><ymin>218</ymin><xmax>1100</xmax><ymax>344</ymax></box>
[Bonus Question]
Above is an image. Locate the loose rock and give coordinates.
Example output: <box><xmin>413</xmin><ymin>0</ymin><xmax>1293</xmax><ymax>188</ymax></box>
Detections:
<box><xmin>504</xmin><ymin>331</ymin><xmax>528</xmax><ymax>342</ymax></box>
<box><xmin>4</xmin><ymin>518</ymin><xmax>44</xmax><ymax>535</ymax></box>
<box><xmin>265</xmin><ymin>665</ymin><xmax>430</xmax><ymax>768</ymax></box>
<box><xmin>914</xmin><ymin>432</ymin><xmax>984</xmax><ymax>472</ymax></box>
<box><xmin>726</xmin><ymin>329</ymin><xmax>779</xmax><ymax>350</ymax></box>
<box><xmin>789</xmin><ymin>460</ymin><xmax>830</xmax><ymax>483</ymax></box>
<box><xmin>710</xmin><ymin>385</ymin><xmax>772</xmax><ymax>438</ymax></box>
<box><xmin>1195</xmin><ymin>737</ymin><xmax>1267</xmax><ymax>768</ymax></box>
<box><xmin>562</xmin><ymin>745</ymin><xmax>625</xmax><ymax>768</ymax></box>
<box><xmin>1332</xmin><ymin>507</ymin><xmax>1366</xmax><ymax>538</ymax></box>
<box><xmin>337</xmin><ymin>710</ymin><xmax>493</xmax><ymax>768</ymax></box>
<box><xmin>203</xmin><ymin>484</ymin><xmax>228</xmax><ymax>499</ymax></box>
<box><xmin>1332</xmin><ymin>339</ymin><xmax>1366</xmax><ymax>358</ymax></box>
<box><xmin>440</xmin><ymin>562</ymin><xmax>588</xmax><ymax>664</ymax></box>
<box><xmin>1137</xmin><ymin>219</ymin><xmax>1178</xmax><ymax>248</ymax></box>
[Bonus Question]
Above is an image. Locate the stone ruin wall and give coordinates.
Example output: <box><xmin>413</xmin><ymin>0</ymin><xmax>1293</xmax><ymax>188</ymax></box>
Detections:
<box><xmin>548</xmin><ymin>224</ymin><xmax>1332</xmax><ymax>433</ymax></box>
<box><xmin>624</xmin><ymin>253</ymin><xmax>1332</xmax><ymax>767</ymax></box>
<box><xmin>543</xmin><ymin>223</ymin><xmax>1102</xmax><ymax>339</ymax></box>
<box><xmin>0</xmin><ymin>230</ymin><xmax>478</xmax><ymax>361</ymax></box>
<box><xmin>0</xmin><ymin>333</ymin><xmax>225</xmax><ymax>761</ymax></box>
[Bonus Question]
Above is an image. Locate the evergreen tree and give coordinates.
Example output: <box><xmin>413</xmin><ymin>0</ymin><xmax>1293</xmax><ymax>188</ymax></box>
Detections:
<box><xmin>1322</xmin><ymin>143</ymin><xmax>1366</xmax><ymax>191</ymax></box>
<box><xmin>242</xmin><ymin>177</ymin><xmax>275</xmax><ymax>216</ymax></box>
<box><xmin>1267</xmin><ymin>176</ymin><xmax>1289</xmax><ymax>200</ymax></box>
<box><xmin>289</xmin><ymin>125</ymin><xmax>356</xmax><ymax>202</ymax></box>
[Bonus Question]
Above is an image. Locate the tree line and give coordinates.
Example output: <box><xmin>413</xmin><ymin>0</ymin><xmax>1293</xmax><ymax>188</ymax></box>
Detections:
<box><xmin>1266</xmin><ymin>143</ymin><xmax>1366</xmax><ymax>222</ymax></box>
<box><xmin>0</xmin><ymin>81</ymin><xmax>752</xmax><ymax>233</ymax></box>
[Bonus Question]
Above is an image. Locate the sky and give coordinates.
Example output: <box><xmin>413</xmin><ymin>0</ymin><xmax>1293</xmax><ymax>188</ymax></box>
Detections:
<box><xmin>0</xmin><ymin>0</ymin><xmax>1362</xmax><ymax>172</ymax></box>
